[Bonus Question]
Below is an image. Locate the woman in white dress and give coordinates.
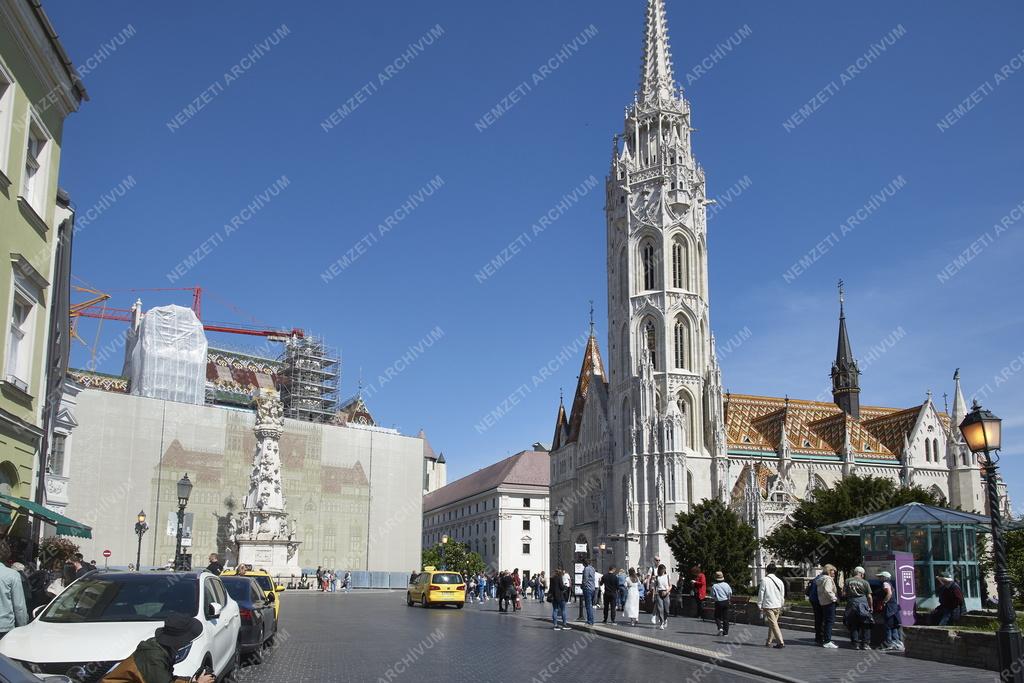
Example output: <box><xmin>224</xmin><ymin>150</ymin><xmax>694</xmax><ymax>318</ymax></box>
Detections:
<box><xmin>624</xmin><ymin>567</ymin><xmax>641</xmax><ymax>626</ymax></box>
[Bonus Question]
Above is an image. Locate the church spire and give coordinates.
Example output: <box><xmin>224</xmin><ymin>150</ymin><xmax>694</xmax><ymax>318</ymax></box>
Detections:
<box><xmin>950</xmin><ymin>368</ymin><xmax>968</xmax><ymax>437</ymax></box>
<box><xmin>638</xmin><ymin>0</ymin><xmax>676</xmax><ymax>104</ymax></box>
<box><xmin>831</xmin><ymin>279</ymin><xmax>861</xmax><ymax>419</ymax></box>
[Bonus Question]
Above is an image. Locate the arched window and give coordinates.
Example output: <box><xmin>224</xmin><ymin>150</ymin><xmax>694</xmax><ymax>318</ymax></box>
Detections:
<box><xmin>621</xmin><ymin>474</ymin><xmax>629</xmax><ymax>525</ymax></box>
<box><xmin>933</xmin><ymin>438</ymin><xmax>940</xmax><ymax>463</ymax></box>
<box><xmin>621</xmin><ymin>322</ymin><xmax>630</xmax><ymax>376</ymax></box>
<box><xmin>929</xmin><ymin>485</ymin><xmax>947</xmax><ymax>506</ymax></box>
<box><xmin>674</xmin><ymin>317</ymin><xmax>689</xmax><ymax>370</ymax></box>
<box><xmin>697</xmin><ymin>243</ymin><xmax>705</xmax><ymax>295</ymax></box>
<box><xmin>686</xmin><ymin>470</ymin><xmax>694</xmax><ymax>507</ymax></box>
<box><xmin>619</xmin><ymin>248</ymin><xmax>628</xmax><ymax>301</ymax></box>
<box><xmin>644</xmin><ymin>320</ymin><xmax>658</xmax><ymax>370</ymax></box>
<box><xmin>925</xmin><ymin>439</ymin><xmax>932</xmax><ymax>462</ymax></box>
<box><xmin>621</xmin><ymin>397</ymin><xmax>632</xmax><ymax>455</ymax></box>
<box><xmin>675</xmin><ymin>391</ymin><xmax>692</xmax><ymax>447</ymax></box>
<box><xmin>671</xmin><ymin>238</ymin><xmax>688</xmax><ymax>289</ymax></box>
<box><xmin>641</xmin><ymin>240</ymin><xmax>657</xmax><ymax>291</ymax></box>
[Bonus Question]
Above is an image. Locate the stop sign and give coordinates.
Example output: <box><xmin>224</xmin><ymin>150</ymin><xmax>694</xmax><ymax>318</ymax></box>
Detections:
<box><xmin>102</xmin><ymin>549</ymin><xmax>112</xmax><ymax>558</ymax></box>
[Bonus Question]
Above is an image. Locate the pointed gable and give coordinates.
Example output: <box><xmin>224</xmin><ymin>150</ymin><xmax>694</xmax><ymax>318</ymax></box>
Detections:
<box><xmin>551</xmin><ymin>401</ymin><xmax>568</xmax><ymax>452</ymax></box>
<box><xmin>566</xmin><ymin>334</ymin><xmax>607</xmax><ymax>444</ymax></box>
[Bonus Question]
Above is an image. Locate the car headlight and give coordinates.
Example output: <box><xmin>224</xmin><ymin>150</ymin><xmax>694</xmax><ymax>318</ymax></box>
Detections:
<box><xmin>173</xmin><ymin>642</ymin><xmax>193</xmax><ymax>664</ymax></box>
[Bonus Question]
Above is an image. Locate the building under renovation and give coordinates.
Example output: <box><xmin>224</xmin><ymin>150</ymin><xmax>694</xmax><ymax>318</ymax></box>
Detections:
<box><xmin>57</xmin><ymin>301</ymin><xmax>436</xmax><ymax>575</ymax></box>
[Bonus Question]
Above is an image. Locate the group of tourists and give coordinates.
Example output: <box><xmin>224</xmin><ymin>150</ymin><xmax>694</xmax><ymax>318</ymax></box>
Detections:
<box><xmin>314</xmin><ymin>566</ymin><xmax>351</xmax><ymax>592</ymax></box>
<box><xmin>559</xmin><ymin>555</ymin><xmax>680</xmax><ymax>631</ymax></box>
<box><xmin>459</xmin><ymin>569</ymin><xmax>551</xmax><ymax>606</ymax></box>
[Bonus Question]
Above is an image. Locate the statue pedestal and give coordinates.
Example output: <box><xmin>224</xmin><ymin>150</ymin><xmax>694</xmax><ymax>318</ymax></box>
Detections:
<box><xmin>235</xmin><ymin>535</ymin><xmax>301</xmax><ymax>580</ymax></box>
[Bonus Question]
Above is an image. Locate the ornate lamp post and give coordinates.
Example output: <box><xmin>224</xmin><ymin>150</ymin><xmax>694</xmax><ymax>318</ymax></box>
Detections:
<box><xmin>174</xmin><ymin>474</ymin><xmax>193</xmax><ymax>571</ymax></box>
<box><xmin>599</xmin><ymin>543</ymin><xmax>608</xmax><ymax>571</ymax></box>
<box><xmin>134</xmin><ymin>510</ymin><xmax>148</xmax><ymax>571</ymax></box>
<box><xmin>553</xmin><ymin>509</ymin><xmax>565</xmax><ymax>571</ymax></box>
<box><xmin>440</xmin><ymin>534</ymin><xmax>449</xmax><ymax>571</ymax></box>
<box><xmin>960</xmin><ymin>401</ymin><xmax>1022</xmax><ymax>682</ymax></box>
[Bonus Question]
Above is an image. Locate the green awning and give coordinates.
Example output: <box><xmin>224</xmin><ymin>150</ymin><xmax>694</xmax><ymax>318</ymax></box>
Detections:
<box><xmin>0</xmin><ymin>493</ymin><xmax>92</xmax><ymax>539</ymax></box>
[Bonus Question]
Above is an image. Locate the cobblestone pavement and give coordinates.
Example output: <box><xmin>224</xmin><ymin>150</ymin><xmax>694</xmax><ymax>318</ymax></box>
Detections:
<box><xmin>506</xmin><ymin>595</ymin><xmax>996</xmax><ymax>683</ymax></box>
<box><xmin>236</xmin><ymin>591</ymin><xmax>773</xmax><ymax>682</ymax></box>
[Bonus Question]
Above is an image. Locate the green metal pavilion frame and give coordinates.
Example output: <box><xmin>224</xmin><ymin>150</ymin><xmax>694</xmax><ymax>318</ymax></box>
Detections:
<box><xmin>819</xmin><ymin>502</ymin><xmax>990</xmax><ymax>610</ymax></box>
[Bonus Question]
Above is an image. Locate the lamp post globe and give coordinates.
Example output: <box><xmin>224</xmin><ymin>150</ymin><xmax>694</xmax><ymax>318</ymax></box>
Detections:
<box><xmin>959</xmin><ymin>401</ymin><xmax>1020</xmax><ymax>682</ymax></box>
<box><xmin>134</xmin><ymin>509</ymin><xmax>148</xmax><ymax>572</ymax></box>
<box><xmin>553</xmin><ymin>509</ymin><xmax>565</xmax><ymax>572</ymax></box>
<box><xmin>440</xmin><ymin>534</ymin><xmax>449</xmax><ymax>571</ymax></box>
<box><xmin>174</xmin><ymin>473</ymin><xmax>193</xmax><ymax>571</ymax></box>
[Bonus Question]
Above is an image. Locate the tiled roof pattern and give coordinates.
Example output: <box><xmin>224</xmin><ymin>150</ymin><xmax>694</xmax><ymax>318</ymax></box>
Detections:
<box><xmin>725</xmin><ymin>394</ymin><xmax>930</xmax><ymax>461</ymax></box>
<box><xmin>423</xmin><ymin>450</ymin><xmax>549</xmax><ymax>512</ymax></box>
<box><xmin>566</xmin><ymin>335</ymin><xmax>606</xmax><ymax>444</ymax></box>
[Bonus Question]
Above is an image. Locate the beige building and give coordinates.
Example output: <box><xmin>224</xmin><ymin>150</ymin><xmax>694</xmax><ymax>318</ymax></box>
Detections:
<box><xmin>423</xmin><ymin>447</ymin><xmax>549</xmax><ymax>577</ymax></box>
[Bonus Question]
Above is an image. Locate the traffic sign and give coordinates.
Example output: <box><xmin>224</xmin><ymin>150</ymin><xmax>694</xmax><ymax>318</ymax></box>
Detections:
<box><xmin>102</xmin><ymin>549</ymin><xmax>112</xmax><ymax>558</ymax></box>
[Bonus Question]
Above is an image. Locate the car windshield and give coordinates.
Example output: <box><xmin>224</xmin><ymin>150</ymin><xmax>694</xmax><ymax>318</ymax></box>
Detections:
<box><xmin>41</xmin><ymin>575</ymin><xmax>198</xmax><ymax>623</ymax></box>
<box><xmin>432</xmin><ymin>573</ymin><xmax>463</xmax><ymax>584</ymax></box>
<box><xmin>223</xmin><ymin>578</ymin><xmax>252</xmax><ymax>602</ymax></box>
<box><xmin>251</xmin><ymin>575</ymin><xmax>273</xmax><ymax>592</ymax></box>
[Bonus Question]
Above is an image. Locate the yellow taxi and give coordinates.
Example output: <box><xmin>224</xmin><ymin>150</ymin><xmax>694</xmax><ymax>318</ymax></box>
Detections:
<box><xmin>407</xmin><ymin>567</ymin><xmax>466</xmax><ymax>608</ymax></box>
<box><xmin>221</xmin><ymin>567</ymin><xmax>284</xmax><ymax>619</ymax></box>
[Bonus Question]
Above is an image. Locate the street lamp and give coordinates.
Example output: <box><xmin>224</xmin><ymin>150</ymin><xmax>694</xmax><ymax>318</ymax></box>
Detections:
<box><xmin>599</xmin><ymin>543</ymin><xmax>607</xmax><ymax>571</ymax></box>
<box><xmin>134</xmin><ymin>510</ymin><xmax>148</xmax><ymax>571</ymax></box>
<box><xmin>553</xmin><ymin>509</ymin><xmax>565</xmax><ymax>571</ymax></box>
<box><xmin>440</xmin><ymin>534</ymin><xmax>449</xmax><ymax>571</ymax></box>
<box><xmin>174</xmin><ymin>473</ymin><xmax>193</xmax><ymax>571</ymax></box>
<box><xmin>960</xmin><ymin>401</ymin><xmax>1021</xmax><ymax>682</ymax></box>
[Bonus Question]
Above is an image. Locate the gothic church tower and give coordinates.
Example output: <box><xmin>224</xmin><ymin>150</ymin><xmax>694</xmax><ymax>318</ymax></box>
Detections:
<box><xmin>606</xmin><ymin>0</ymin><xmax>727</xmax><ymax>565</ymax></box>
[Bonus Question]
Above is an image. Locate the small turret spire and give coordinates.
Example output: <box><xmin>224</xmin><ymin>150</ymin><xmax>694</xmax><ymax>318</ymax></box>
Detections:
<box><xmin>588</xmin><ymin>299</ymin><xmax>595</xmax><ymax>337</ymax></box>
<box><xmin>951</xmin><ymin>368</ymin><xmax>968</xmax><ymax>435</ymax></box>
<box><xmin>831</xmin><ymin>279</ymin><xmax>861</xmax><ymax>419</ymax></box>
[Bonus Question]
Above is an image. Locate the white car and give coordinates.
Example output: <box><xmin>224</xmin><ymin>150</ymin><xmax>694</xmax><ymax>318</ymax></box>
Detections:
<box><xmin>0</xmin><ymin>570</ymin><xmax>240</xmax><ymax>682</ymax></box>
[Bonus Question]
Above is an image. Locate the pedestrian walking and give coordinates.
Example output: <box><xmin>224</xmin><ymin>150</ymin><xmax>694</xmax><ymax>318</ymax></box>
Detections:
<box><xmin>844</xmin><ymin>566</ymin><xmax>873</xmax><ymax>650</ymax></box>
<box><xmin>549</xmin><ymin>569</ymin><xmax>570</xmax><ymax>630</ymax></box>
<box><xmin>344</xmin><ymin>570</ymin><xmax>352</xmax><ymax>593</ymax></box>
<box><xmin>537</xmin><ymin>571</ymin><xmax>547</xmax><ymax>603</ymax></box>
<box><xmin>758</xmin><ymin>563</ymin><xmax>786</xmax><ymax>648</ymax></box>
<box><xmin>601</xmin><ymin>565</ymin><xmax>618</xmax><ymax>624</ymax></box>
<box><xmin>498</xmin><ymin>571</ymin><xmax>514</xmax><ymax>612</ymax></box>
<box><xmin>692</xmin><ymin>565</ymin><xmax>707</xmax><ymax>619</ymax></box>
<box><xmin>817</xmin><ymin>564</ymin><xmax>839</xmax><ymax>649</ymax></box>
<box><xmin>876</xmin><ymin>571</ymin><xmax>904</xmax><ymax>651</ymax></box>
<box><xmin>0</xmin><ymin>543</ymin><xmax>28</xmax><ymax>639</ymax></box>
<box><xmin>582</xmin><ymin>559</ymin><xmax>596</xmax><ymax>625</ymax></box>
<box><xmin>316</xmin><ymin>566</ymin><xmax>324</xmax><ymax>592</ymax></box>
<box><xmin>654</xmin><ymin>564</ymin><xmax>671</xmax><ymax>630</ymax></box>
<box><xmin>711</xmin><ymin>571</ymin><xmax>732</xmax><ymax>636</ymax></box>
<box><xmin>624</xmin><ymin>568</ymin><xmax>640</xmax><ymax>626</ymax></box>
<box><xmin>205</xmin><ymin>553</ymin><xmax>223</xmax><ymax>576</ymax></box>
<box><xmin>616</xmin><ymin>568</ymin><xmax>627</xmax><ymax>612</ymax></box>
<box><xmin>933</xmin><ymin>570</ymin><xmax>965</xmax><ymax>625</ymax></box>
<box><xmin>806</xmin><ymin>568</ymin><xmax>823</xmax><ymax>644</ymax></box>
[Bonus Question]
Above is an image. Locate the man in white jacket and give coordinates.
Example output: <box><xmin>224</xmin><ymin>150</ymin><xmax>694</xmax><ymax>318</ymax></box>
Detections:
<box><xmin>757</xmin><ymin>563</ymin><xmax>786</xmax><ymax>648</ymax></box>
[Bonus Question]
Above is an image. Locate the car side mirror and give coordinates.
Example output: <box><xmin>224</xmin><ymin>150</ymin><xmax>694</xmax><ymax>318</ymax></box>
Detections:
<box><xmin>275</xmin><ymin>584</ymin><xmax>284</xmax><ymax>592</ymax></box>
<box><xmin>267</xmin><ymin>592</ymin><xmax>276</xmax><ymax>602</ymax></box>
<box><xmin>206</xmin><ymin>602</ymin><xmax>222</xmax><ymax>619</ymax></box>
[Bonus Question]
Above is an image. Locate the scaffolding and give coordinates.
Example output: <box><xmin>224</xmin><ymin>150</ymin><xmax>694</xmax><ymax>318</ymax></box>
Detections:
<box><xmin>278</xmin><ymin>335</ymin><xmax>340</xmax><ymax>422</ymax></box>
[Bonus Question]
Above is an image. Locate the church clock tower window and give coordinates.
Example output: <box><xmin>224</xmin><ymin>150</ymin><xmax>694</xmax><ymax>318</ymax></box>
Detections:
<box><xmin>674</xmin><ymin>318</ymin><xmax>689</xmax><ymax>369</ymax></box>
<box><xmin>641</xmin><ymin>241</ymin><xmax>657</xmax><ymax>290</ymax></box>
<box><xmin>671</xmin><ymin>238</ymin><xmax>687</xmax><ymax>289</ymax></box>
<box><xmin>644</xmin><ymin>320</ymin><xmax>658</xmax><ymax>370</ymax></box>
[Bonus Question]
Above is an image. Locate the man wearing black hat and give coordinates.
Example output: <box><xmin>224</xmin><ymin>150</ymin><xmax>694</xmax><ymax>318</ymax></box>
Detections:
<box><xmin>102</xmin><ymin>614</ymin><xmax>214</xmax><ymax>683</ymax></box>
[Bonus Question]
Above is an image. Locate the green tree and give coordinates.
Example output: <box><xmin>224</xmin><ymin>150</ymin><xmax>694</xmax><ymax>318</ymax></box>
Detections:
<box><xmin>422</xmin><ymin>540</ymin><xmax>485</xmax><ymax>576</ymax></box>
<box><xmin>666</xmin><ymin>498</ymin><xmax>758</xmax><ymax>589</ymax></box>
<box><xmin>763</xmin><ymin>474</ymin><xmax>941</xmax><ymax>573</ymax></box>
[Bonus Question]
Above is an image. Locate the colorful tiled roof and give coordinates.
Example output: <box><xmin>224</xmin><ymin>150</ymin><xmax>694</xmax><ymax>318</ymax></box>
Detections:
<box><xmin>566</xmin><ymin>334</ymin><xmax>606</xmax><ymax>444</ymax></box>
<box><xmin>725</xmin><ymin>394</ymin><xmax>930</xmax><ymax>461</ymax></box>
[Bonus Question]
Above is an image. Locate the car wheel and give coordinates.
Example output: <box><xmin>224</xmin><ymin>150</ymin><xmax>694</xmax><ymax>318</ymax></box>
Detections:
<box><xmin>248</xmin><ymin>628</ymin><xmax>264</xmax><ymax>665</ymax></box>
<box><xmin>456</xmin><ymin>603</ymin><xmax>464</xmax><ymax>609</ymax></box>
<box><xmin>421</xmin><ymin>594</ymin><xmax>428</xmax><ymax>608</ymax></box>
<box><xmin>407</xmin><ymin>592</ymin><xmax>413</xmax><ymax>606</ymax></box>
<box><xmin>219</xmin><ymin>649</ymin><xmax>241</xmax><ymax>683</ymax></box>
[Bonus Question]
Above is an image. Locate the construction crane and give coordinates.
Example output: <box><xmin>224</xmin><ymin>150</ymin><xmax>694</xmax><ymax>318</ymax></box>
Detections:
<box><xmin>70</xmin><ymin>283</ymin><xmax>304</xmax><ymax>347</ymax></box>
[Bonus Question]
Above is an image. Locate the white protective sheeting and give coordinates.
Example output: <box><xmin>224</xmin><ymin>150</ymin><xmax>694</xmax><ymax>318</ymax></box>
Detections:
<box><xmin>128</xmin><ymin>305</ymin><xmax>208</xmax><ymax>405</ymax></box>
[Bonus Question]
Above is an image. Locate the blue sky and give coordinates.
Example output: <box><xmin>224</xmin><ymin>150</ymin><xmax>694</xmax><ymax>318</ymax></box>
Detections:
<box><xmin>49</xmin><ymin>1</ymin><xmax>1024</xmax><ymax>501</ymax></box>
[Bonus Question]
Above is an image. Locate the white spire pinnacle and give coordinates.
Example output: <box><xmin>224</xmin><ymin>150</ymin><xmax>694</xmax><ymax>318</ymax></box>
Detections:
<box><xmin>951</xmin><ymin>368</ymin><xmax>968</xmax><ymax>435</ymax></box>
<box><xmin>638</xmin><ymin>0</ymin><xmax>676</xmax><ymax>103</ymax></box>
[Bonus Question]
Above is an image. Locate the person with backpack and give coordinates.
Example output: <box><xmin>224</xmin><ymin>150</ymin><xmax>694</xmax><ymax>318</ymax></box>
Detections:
<box><xmin>758</xmin><ymin>563</ymin><xmax>786</xmax><ymax>648</ymax></box>
<box><xmin>934</xmin><ymin>570</ymin><xmax>965</xmax><ymax>625</ymax></box>
<box><xmin>843</xmin><ymin>566</ymin><xmax>874</xmax><ymax>650</ymax></box>
<box><xmin>806</xmin><ymin>569</ymin><xmax>823</xmax><ymax>645</ymax></box>
<box><xmin>876</xmin><ymin>571</ymin><xmax>904</xmax><ymax>651</ymax></box>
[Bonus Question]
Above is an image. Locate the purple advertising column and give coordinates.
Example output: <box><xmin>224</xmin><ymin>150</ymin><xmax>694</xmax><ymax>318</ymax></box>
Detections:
<box><xmin>894</xmin><ymin>551</ymin><xmax>917</xmax><ymax>625</ymax></box>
